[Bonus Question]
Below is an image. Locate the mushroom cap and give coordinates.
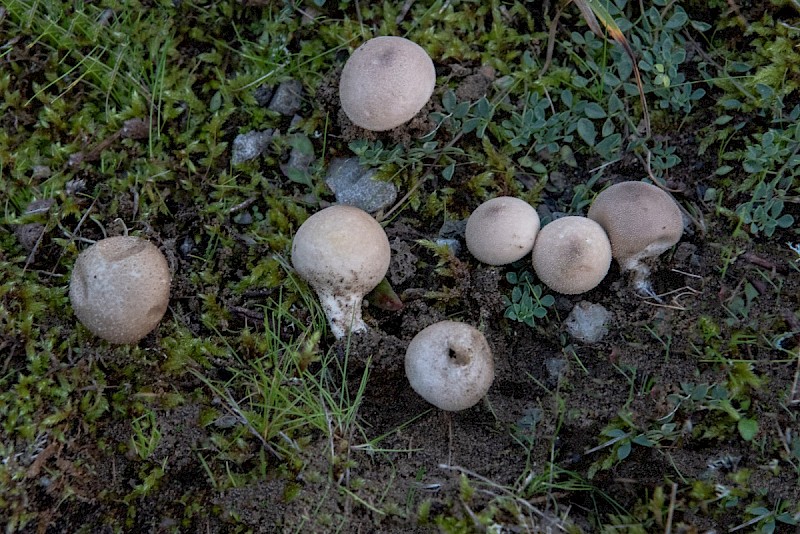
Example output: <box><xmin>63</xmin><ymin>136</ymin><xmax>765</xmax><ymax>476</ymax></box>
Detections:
<box><xmin>465</xmin><ymin>196</ymin><xmax>541</xmax><ymax>265</ymax></box>
<box><xmin>69</xmin><ymin>236</ymin><xmax>171</xmax><ymax>344</ymax></box>
<box><xmin>339</xmin><ymin>36</ymin><xmax>436</xmax><ymax>131</ymax></box>
<box><xmin>531</xmin><ymin>216</ymin><xmax>612</xmax><ymax>295</ymax></box>
<box><xmin>587</xmin><ymin>181</ymin><xmax>683</xmax><ymax>271</ymax></box>
<box><xmin>291</xmin><ymin>205</ymin><xmax>390</xmax><ymax>297</ymax></box>
<box><xmin>405</xmin><ymin>321</ymin><xmax>494</xmax><ymax>411</ymax></box>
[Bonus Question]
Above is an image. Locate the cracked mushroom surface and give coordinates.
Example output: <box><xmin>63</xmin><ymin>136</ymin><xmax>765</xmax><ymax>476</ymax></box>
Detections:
<box><xmin>339</xmin><ymin>36</ymin><xmax>436</xmax><ymax>131</ymax></box>
<box><xmin>405</xmin><ymin>321</ymin><xmax>494</xmax><ymax>411</ymax></box>
<box><xmin>69</xmin><ymin>236</ymin><xmax>171</xmax><ymax>344</ymax></box>
<box><xmin>531</xmin><ymin>216</ymin><xmax>612</xmax><ymax>295</ymax></box>
<box><xmin>291</xmin><ymin>205</ymin><xmax>390</xmax><ymax>339</ymax></box>
<box><xmin>465</xmin><ymin>196</ymin><xmax>540</xmax><ymax>265</ymax></box>
<box><xmin>587</xmin><ymin>180</ymin><xmax>684</xmax><ymax>273</ymax></box>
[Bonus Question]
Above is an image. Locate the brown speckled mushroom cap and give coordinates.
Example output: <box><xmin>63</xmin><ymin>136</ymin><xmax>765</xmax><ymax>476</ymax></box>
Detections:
<box><xmin>69</xmin><ymin>236</ymin><xmax>171</xmax><ymax>344</ymax></box>
<box><xmin>465</xmin><ymin>196</ymin><xmax>540</xmax><ymax>265</ymax></box>
<box><xmin>587</xmin><ymin>181</ymin><xmax>683</xmax><ymax>271</ymax></box>
<box><xmin>531</xmin><ymin>216</ymin><xmax>612</xmax><ymax>295</ymax></box>
<box><xmin>405</xmin><ymin>321</ymin><xmax>494</xmax><ymax>411</ymax></box>
<box><xmin>339</xmin><ymin>36</ymin><xmax>436</xmax><ymax>132</ymax></box>
<box><xmin>291</xmin><ymin>205</ymin><xmax>391</xmax><ymax>339</ymax></box>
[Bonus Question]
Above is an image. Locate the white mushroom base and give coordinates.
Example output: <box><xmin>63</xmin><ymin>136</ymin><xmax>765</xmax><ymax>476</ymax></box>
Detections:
<box><xmin>317</xmin><ymin>290</ymin><xmax>367</xmax><ymax>339</ymax></box>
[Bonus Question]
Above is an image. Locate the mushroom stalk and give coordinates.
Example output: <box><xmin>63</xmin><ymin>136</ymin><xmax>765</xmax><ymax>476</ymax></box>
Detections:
<box><xmin>317</xmin><ymin>289</ymin><xmax>367</xmax><ymax>339</ymax></box>
<box><xmin>291</xmin><ymin>205</ymin><xmax>391</xmax><ymax>340</ymax></box>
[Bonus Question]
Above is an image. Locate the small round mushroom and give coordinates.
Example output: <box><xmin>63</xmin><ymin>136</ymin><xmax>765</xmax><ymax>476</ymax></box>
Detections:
<box><xmin>291</xmin><ymin>205</ymin><xmax>391</xmax><ymax>339</ymax></box>
<box><xmin>531</xmin><ymin>216</ymin><xmax>612</xmax><ymax>295</ymax></box>
<box><xmin>465</xmin><ymin>196</ymin><xmax>540</xmax><ymax>265</ymax></box>
<box><xmin>405</xmin><ymin>321</ymin><xmax>494</xmax><ymax>411</ymax></box>
<box><xmin>339</xmin><ymin>36</ymin><xmax>436</xmax><ymax>132</ymax></box>
<box><xmin>69</xmin><ymin>236</ymin><xmax>171</xmax><ymax>344</ymax></box>
<box><xmin>587</xmin><ymin>181</ymin><xmax>683</xmax><ymax>293</ymax></box>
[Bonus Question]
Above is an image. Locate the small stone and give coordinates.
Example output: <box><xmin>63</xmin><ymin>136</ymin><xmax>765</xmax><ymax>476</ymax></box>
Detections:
<box><xmin>121</xmin><ymin>118</ymin><xmax>150</xmax><ymax>140</ymax></box>
<box><xmin>15</xmin><ymin>223</ymin><xmax>44</xmax><ymax>251</ymax></box>
<box><xmin>439</xmin><ymin>219</ymin><xmax>467</xmax><ymax>240</ymax></box>
<box><xmin>545</xmin><ymin>357</ymin><xmax>568</xmax><ymax>386</ymax></box>
<box><xmin>267</xmin><ymin>79</ymin><xmax>303</xmax><ymax>116</ymax></box>
<box><xmin>253</xmin><ymin>84</ymin><xmax>274</xmax><ymax>106</ymax></box>
<box><xmin>233</xmin><ymin>212</ymin><xmax>253</xmax><ymax>225</ymax></box>
<box><xmin>434</xmin><ymin>238</ymin><xmax>461</xmax><ymax>257</ymax></box>
<box><xmin>66</xmin><ymin>178</ymin><xmax>87</xmax><ymax>196</ymax></box>
<box><xmin>25</xmin><ymin>199</ymin><xmax>55</xmax><ymax>215</ymax></box>
<box><xmin>325</xmin><ymin>158</ymin><xmax>397</xmax><ymax>213</ymax></box>
<box><xmin>280</xmin><ymin>146</ymin><xmax>315</xmax><ymax>182</ymax></box>
<box><xmin>31</xmin><ymin>165</ymin><xmax>51</xmax><ymax>179</ymax></box>
<box><xmin>565</xmin><ymin>301</ymin><xmax>611</xmax><ymax>343</ymax></box>
<box><xmin>231</xmin><ymin>129</ymin><xmax>273</xmax><ymax>164</ymax></box>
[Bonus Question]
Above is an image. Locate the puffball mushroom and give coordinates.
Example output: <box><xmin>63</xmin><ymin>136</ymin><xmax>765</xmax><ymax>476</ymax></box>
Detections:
<box><xmin>291</xmin><ymin>205</ymin><xmax>391</xmax><ymax>339</ymax></box>
<box><xmin>587</xmin><ymin>181</ymin><xmax>683</xmax><ymax>293</ymax></box>
<box><xmin>69</xmin><ymin>236</ymin><xmax>171</xmax><ymax>344</ymax></box>
<box><xmin>339</xmin><ymin>36</ymin><xmax>436</xmax><ymax>131</ymax></box>
<box><xmin>531</xmin><ymin>216</ymin><xmax>612</xmax><ymax>294</ymax></box>
<box><xmin>465</xmin><ymin>196</ymin><xmax>540</xmax><ymax>265</ymax></box>
<box><xmin>405</xmin><ymin>321</ymin><xmax>494</xmax><ymax>411</ymax></box>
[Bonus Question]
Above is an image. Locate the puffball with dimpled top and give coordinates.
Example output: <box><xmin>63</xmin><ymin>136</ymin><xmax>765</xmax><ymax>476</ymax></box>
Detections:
<box><xmin>405</xmin><ymin>321</ymin><xmax>494</xmax><ymax>411</ymax></box>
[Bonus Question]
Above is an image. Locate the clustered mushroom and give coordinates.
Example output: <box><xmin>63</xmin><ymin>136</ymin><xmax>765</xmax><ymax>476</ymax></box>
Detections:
<box><xmin>61</xmin><ymin>28</ymin><xmax>683</xmax><ymax>425</ymax></box>
<box><xmin>291</xmin><ymin>205</ymin><xmax>391</xmax><ymax>339</ymax></box>
<box><xmin>69</xmin><ymin>236</ymin><xmax>171</xmax><ymax>344</ymax></box>
<box><xmin>464</xmin><ymin>182</ymin><xmax>684</xmax><ymax>297</ymax></box>
<box><xmin>587</xmin><ymin>181</ymin><xmax>684</xmax><ymax>294</ymax></box>
<box><xmin>339</xmin><ymin>36</ymin><xmax>436</xmax><ymax>132</ymax></box>
<box><xmin>531</xmin><ymin>216</ymin><xmax>612</xmax><ymax>295</ymax></box>
<box><xmin>465</xmin><ymin>196</ymin><xmax>540</xmax><ymax>266</ymax></box>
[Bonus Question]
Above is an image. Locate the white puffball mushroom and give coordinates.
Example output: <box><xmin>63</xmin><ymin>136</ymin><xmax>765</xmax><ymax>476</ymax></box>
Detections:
<box><xmin>465</xmin><ymin>196</ymin><xmax>541</xmax><ymax>265</ymax></box>
<box><xmin>531</xmin><ymin>216</ymin><xmax>612</xmax><ymax>295</ymax></box>
<box><xmin>339</xmin><ymin>36</ymin><xmax>436</xmax><ymax>132</ymax></box>
<box><xmin>587</xmin><ymin>181</ymin><xmax>683</xmax><ymax>294</ymax></box>
<box><xmin>291</xmin><ymin>205</ymin><xmax>391</xmax><ymax>339</ymax></box>
<box><xmin>69</xmin><ymin>236</ymin><xmax>171</xmax><ymax>344</ymax></box>
<box><xmin>587</xmin><ymin>180</ymin><xmax>683</xmax><ymax>271</ymax></box>
<box><xmin>405</xmin><ymin>321</ymin><xmax>494</xmax><ymax>411</ymax></box>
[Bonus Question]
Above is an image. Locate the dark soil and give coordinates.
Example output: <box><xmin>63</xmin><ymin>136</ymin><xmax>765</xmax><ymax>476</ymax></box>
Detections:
<box><xmin>3</xmin><ymin>3</ymin><xmax>800</xmax><ymax>534</ymax></box>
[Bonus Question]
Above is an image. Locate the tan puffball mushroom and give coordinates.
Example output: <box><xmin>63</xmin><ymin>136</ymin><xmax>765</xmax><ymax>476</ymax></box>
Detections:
<box><xmin>405</xmin><ymin>321</ymin><xmax>494</xmax><ymax>411</ymax></box>
<box><xmin>465</xmin><ymin>196</ymin><xmax>540</xmax><ymax>265</ymax></box>
<box><xmin>69</xmin><ymin>236</ymin><xmax>171</xmax><ymax>344</ymax></box>
<box><xmin>339</xmin><ymin>36</ymin><xmax>436</xmax><ymax>132</ymax></box>
<box><xmin>291</xmin><ymin>205</ymin><xmax>391</xmax><ymax>339</ymax></box>
<box><xmin>531</xmin><ymin>216</ymin><xmax>612</xmax><ymax>295</ymax></box>
<box><xmin>587</xmin><ymin>181</ymin><xmax>683</xmax><ymax>293</ymax></box>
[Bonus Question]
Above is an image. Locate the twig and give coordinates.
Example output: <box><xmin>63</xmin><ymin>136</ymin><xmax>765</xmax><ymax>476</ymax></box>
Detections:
<box><xmin>639</xmin><ymin>285</ymin><xmax>702</xmax><ymax>310</ymax></box>
<box><xmin>395</xmin><ymin>0</ymin><xmax>415</xmax><ymax>24</ymax></box>
<box><xmin>540</xmin><ymin>2</ymin><xmax>566</xmax><ymax>78</ymax></box>
<box><xmin>220</xmin><ymin>389</ymin><xmax>283</xmax><ymax>459</ymax></box>
<box><xmin>664</xmin><ymin>482</ymin><xmax>677</xmax><ymax>534</ymax></box>
<box><xmin>438</xmin><ymin>463</ymin><xmax>567</xmax><ymax>530</ymax></box>
<box><xmin>229</xmin><ymin>306</ymin><xmax>265</xmax><ymax>322</ymax></box>
<box><xmin>789</xmin><ymin>348</ymin><xmax>800</xmax><ymax>406</ymax></box>
<box><xmin>228</xmin><ymin>196</ymin><xmax>257</xmax><ymax>215</ymax></box>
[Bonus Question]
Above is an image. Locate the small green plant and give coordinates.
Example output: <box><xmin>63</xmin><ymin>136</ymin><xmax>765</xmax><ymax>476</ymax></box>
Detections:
<box><xmin>735</xmin><ymin>176</ymin><xmax>795</xmax><ymax>237</ymax></box>
<box><xmin>503</xmin><ymin>270</ymin><xmax>555</xmax><ymax>327</ymax></box>
<box><xmin>730</xmin><ymin>500</ymin><xmax>800</xmax><ymax>533</ymax></box>
<box><xmin>130</xmin><ymin>409</ymin><xmax>162</xmax><ymax>460</ymax></box>
<box><xmin>428</xmin><ymin>89</ymin><xmax>495</xmax><ymax>141</ymax></box>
